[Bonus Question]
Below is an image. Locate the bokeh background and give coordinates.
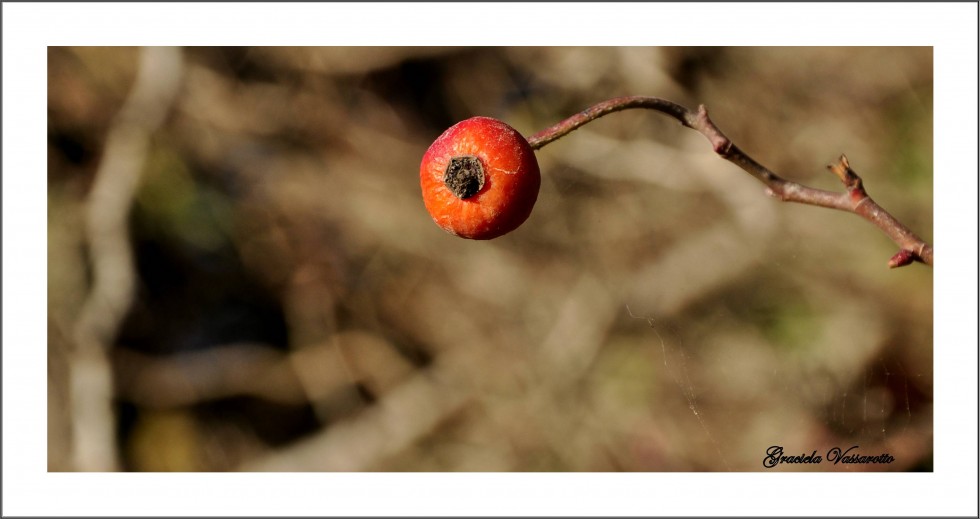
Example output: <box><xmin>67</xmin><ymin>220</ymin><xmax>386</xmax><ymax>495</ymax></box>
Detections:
<box><xmin>48</xmin><ymin>47</ymin><xmax>933</xmax><ymax>472</ymax></box>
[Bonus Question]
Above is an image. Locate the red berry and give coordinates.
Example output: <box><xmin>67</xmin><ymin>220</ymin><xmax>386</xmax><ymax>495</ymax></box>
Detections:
<box><xmin>420</xmin><ymin>116</ymin><xmax>541</xmax><ymax>240</ymax></box>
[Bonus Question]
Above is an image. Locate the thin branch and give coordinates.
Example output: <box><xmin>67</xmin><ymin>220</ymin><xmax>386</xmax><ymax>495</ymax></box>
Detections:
<box><xmin>527</xmin><ymin>96</ymin><xmax>932</xmax><ymax>268</ymax></box>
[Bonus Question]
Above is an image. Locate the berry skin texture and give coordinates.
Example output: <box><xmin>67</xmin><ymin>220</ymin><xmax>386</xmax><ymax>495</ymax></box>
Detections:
<box><xmin>420</xmin><ymin>116</ymin><xmax>541</xmax><ymax>240</ymax></box>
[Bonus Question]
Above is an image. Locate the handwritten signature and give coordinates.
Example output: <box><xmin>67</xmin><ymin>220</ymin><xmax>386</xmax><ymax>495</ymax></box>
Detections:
<box><xmin>763</xmin><ymin>445</ymin><xmax>895</xmax><ymax>468</ymax></box>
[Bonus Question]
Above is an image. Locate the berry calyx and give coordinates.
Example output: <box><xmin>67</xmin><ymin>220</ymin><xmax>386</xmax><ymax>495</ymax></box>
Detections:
<box><xmin>444</xmin><ymin>155</ymin><xmax>485</xmax><ymax>199</ymax></box>
<box><xmin>420</xmin><ymin>116</ymin><xmax>540</xmax><ymax>240</ymax></box>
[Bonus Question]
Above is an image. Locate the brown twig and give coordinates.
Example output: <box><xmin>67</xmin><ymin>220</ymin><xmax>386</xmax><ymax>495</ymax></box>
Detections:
<box><xmin>527</xmin><ymin>96</ymin><xmax>933</xmax><ymax>268</ymax></box>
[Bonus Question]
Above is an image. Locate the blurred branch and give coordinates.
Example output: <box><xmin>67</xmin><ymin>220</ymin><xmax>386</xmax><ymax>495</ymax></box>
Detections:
<box><xmin>114</xmin><ymin>336</ymin><xmax>467</xmax><ymax>471</ymax></box>
<box><xmin>527</xmin><ymin>96</ymin><xmax>933</xmax><ymax>268</ymax></box>
<box><xmin>113</xmin><ymin>332</ymin><xmax>416</xmax><ymax>410</ymax></box>
<box><xmin>240</xmin><ymin>356</ymin><xmax>472</xmax><ymax>471</ymax></box>
<box><xmin>113</xmin><ymin>344</ymin><xmax>307</xmax><ymax>408</ymax></box>
<box><xmin>239</xmin><ymin>276</ymin><xmax>617</xmax><ymax>471</ymax></box>
<box><xmin>70</xmin><ymin>47</ymin><xmax>184</xmax><ymax>471</ymax></box>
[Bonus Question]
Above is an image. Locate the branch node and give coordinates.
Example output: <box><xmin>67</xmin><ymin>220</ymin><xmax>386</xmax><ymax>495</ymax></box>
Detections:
<box><xmin>853</xmin><ymin>195</ymin><xmax>872</xmax><ymax>210</ymax></box>
<box><xmin>828</xmin><ymin>154</ymin><xmax>864</xmax><ymax>192</ymax></box>
<box><xmin>714</xmin><ymin>139</ymin><xmax>733</xmax><ymax>156</ymax></box>
<box><xmin>694</xmin><ymin>104</ymin><xmax>732</xmax><ymax>156</ymax></box>
<box><xmin>888</xmin><ymin>249</ymin><xmax>917</xmax><ymax>269</ymax></box>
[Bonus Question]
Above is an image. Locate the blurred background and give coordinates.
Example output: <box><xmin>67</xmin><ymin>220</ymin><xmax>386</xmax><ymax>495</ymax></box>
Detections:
<box><xmin>48</xmin><ymin>47</ymin><xmax>933</xmax><ymax>472</ymax></box>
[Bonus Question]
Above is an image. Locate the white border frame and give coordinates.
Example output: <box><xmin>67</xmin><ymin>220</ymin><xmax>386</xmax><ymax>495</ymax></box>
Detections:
<box><xmin>5</xmin><ymin>2</ymin><xmax>978</xmax><ymax>516</ymax></box>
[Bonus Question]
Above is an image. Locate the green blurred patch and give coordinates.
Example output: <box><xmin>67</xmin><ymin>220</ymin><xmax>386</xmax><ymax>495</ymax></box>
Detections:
<box><xmin>136</xmin><ymin>144</ymin><xmax>235</xmax><ymax>252</ymax></box>
<box><xmin>589</xmin><ymin>336</ymin><xmax>661</xmax><ymax>408</ymax></box>
<box><xmin>887</xmin><ymin>87</ymin><xmax>933</xmax><ymax>189</ymax></box>
<box><xmin>758</xmin><ymin>299</ymin><xmax>822</xmax><ymax>352</ymax></box>
<box><xmin>686</xmin><ymin>278</ymin><xmax>824</xmax><ymax>353</ymax></box>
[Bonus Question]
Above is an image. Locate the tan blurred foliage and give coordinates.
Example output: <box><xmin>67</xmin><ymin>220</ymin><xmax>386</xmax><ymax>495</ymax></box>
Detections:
<box><xmin>48</xmin><ymin>47</ymin><xmax>933</xmax><ymax>472</ymax></box>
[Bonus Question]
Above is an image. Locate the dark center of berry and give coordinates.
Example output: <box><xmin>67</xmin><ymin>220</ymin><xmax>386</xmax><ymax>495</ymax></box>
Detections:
<box><xmin>444</xmin><ymin>155</ymin><xmax>485</xmax><ymax>199</ymax></box>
